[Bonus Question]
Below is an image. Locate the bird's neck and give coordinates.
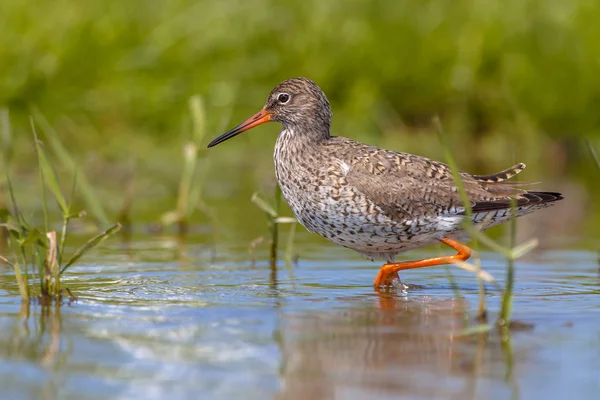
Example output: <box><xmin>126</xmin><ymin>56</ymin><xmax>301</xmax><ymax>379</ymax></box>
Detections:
<box><xmin>277</xmin><ymin>122</ymin><xmax>330</xmax><ymax>150</ymax></box>
<box><xmin>273</xmin><ymin>124</ymin><xmax>329</xmax><ymax>173</ymax></box>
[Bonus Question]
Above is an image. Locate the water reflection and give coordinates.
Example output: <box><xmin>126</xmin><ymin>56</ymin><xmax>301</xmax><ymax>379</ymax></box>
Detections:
<box><xmin>0</xmin><ymin>303</ymin><xmax>67</xmax><ymax>399</ymax></box>
<box><xmin>0</xmin><ymin>303</ymin><xmax>65</xmax><ymax>368</ymax></box>
<box><xmin>277</xmin><ymin>294</ymin><xmax>512</xmax><ymax>400</ymax></box>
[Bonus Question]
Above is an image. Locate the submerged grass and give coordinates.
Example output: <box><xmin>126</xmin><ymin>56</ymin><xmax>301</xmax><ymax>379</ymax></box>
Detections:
<box><xmin>251</xmin><ymin>186</ymin><xmax>297</xmax><ymax>270</ymax></box>
<box><xmin>435</xmin><ymin>117</ymin><xmax>538</xmax><ymax>329</ymax></box>
<box><xmin>435</xmin><ymin>117</ymin><xmax>487</xmax><ymax>320</ymax></box>
<box><xmin>0</xmin><ymin>114</ymin><xmax>121</xmax><ymax>303</ymax></box>
<box><xmin>500</xmin><ymin>198</ymin><xmax>518</xmax><ymax>328</ymax></box>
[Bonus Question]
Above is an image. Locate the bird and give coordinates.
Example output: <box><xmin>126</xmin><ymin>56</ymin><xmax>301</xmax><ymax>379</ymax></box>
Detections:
<box><xmin>207</xmin><ymin>77</ymin><xmax>563</xmax><ymax>288</ymax></box>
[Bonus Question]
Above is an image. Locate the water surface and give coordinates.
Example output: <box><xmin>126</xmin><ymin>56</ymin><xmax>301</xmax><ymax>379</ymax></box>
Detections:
<box><xmin>0</xmin><ymin>232</ymin><xmax>598</xmax><ymax>399</ymax></box>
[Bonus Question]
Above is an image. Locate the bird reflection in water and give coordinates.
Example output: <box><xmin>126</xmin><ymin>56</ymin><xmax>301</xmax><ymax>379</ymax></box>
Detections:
<box><xmin>276</xmin><ymin>293</ymin><xmax>493</xmax><ymax>399</ymax></box>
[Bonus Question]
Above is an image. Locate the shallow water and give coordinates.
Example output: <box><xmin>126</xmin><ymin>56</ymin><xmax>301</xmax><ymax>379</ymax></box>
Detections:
<box><xmin>0</xmin><ymin>231</ymin><xmax>599</xmax><ymax>400</ymax></box>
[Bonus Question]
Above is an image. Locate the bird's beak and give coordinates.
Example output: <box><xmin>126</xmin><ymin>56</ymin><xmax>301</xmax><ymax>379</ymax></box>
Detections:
<box><xmin>207</xmin><ymin>109</ymin><xmax>272</xmax><ymax>148</ymax></box>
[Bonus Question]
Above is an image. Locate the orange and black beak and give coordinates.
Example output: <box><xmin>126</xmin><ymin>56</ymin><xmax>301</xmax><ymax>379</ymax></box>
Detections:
<box><xmin>207</xmin><ymin>109</ymin><xmax>272</xmax><ymax>148</ymax></box>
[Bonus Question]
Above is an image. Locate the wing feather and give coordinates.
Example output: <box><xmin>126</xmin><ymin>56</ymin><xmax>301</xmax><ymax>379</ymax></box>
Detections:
<box><xmin>327</xmin><ymin>138</ymin><xmax>560</xmax><ymax>222</ymax></box>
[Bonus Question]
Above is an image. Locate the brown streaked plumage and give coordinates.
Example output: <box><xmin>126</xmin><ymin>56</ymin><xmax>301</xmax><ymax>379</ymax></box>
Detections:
<box><xmin>208</xmin><ymin>77</ymin><xmax>563</xmax><ymax>288</ymax></box>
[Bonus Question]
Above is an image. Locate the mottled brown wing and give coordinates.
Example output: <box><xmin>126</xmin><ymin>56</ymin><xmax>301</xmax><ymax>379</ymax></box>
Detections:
<box><xmin>339</xmin><ymin>142</ymin><xmax>535</xmax><ymax>222</ymax></box>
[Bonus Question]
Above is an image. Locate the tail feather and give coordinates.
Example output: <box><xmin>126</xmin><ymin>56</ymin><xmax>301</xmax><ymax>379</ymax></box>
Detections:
<box><xmin>524</xmin><ymin>191</ymin><xmax>563</xmax><ymax>204</ymax></box>
<box><xmin>472</xmin><ymin>163</ymin><xmax>526</xmax><ymax>183</ymax></box>
<box><xmin>462</xmin><ymin>162</ymin><xmax>563</xmax><ymax>214</ymax></box>
<box><xmin>471</xmin><ymin>190</ymin><xmax>563</xmax><ymax>213</ymax></box>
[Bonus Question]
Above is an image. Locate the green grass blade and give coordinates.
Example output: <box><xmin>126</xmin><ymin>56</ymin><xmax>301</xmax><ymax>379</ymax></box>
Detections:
<box><xmin>3</xmin><ymin>174</ymin><xmax>31</xmax><ymax>299</ymax></box>
<box><xmin>284</xmin><ymin>222</ymin><xmax>297</xmax><ymax>269</ymax></box>
<box><xmin>189</xmin><ymin>95</ymin><xmax>206</xmax><ymax>145</ymax></box>
<box><xmin>33</xmin><ymin>110</ymin><xmax>110</xmax><ymax>226</ymax></box>
<box><xmin>457</xmin><ymin>324</ymin><xmax>494</xmax><ymax>336</ymax></box>
<box><xmin>462</xmin><ymin>223</ymin><xmax>512</xmax><ymax>257</ymax></box>
<box><xmin>585</xmin><ymin>138</ymin><xmax>600</xmax><ymax>170</ymax></box>
<box><xmin>510</xmin><ymin>238</ymin><xmax>538</xmax><ymax>259</ymax></box>
<box><xmin>4</xmin><ymin>175</ymin><xmax>28</xmax><ymax>236</ymax></box>
<box><xmin>176</xmin><ymin>142</ymin><xmax>197</xmax><ymax>219</ymax></box>
<box><xmin>186</xmin><ymin>156</ymin><xmax>210</xmax><ymax>220</ymax></box>
<box><xmin>0</xmin><ymin>222</ymin><xmax>22</xmax><ymax>235</ymax></box>
<box><xmin>59</xmin><ymin>171</ymin><xmax>78</xmax><ymax>266</ymax></box>
<box><xmin>163</xmin><ymin>96</ymin><xmax>208</xmax><ymax>227</ymax></box>
<box><xmin>0</xmin><ymin>255</ymin><xmax>13</xmax><ymax>267</ymax></box>
<box><xmin>46</xmin><ymin>231</ymin><xmax>59</xmax><ymax>296</ymax></box>
<box><xmin>34</xmin><ymin>244</ymin><xmax>47</xmax><ymax>295</ymax></box>
<box><xmin>32</xmin><ymin>118</ymin><xmax>68</xmax><ymax>215</ymax></box>
<box><xmin>251</xmin><ymin>192</ymin><xmax>277</xmax><ymax>217</ymax></box>
<box><xmin>274</xmin><ymin>184</ymin><xmax>282</xmax><ymax>215</ymax></box>
<box><xmin>274</xmin><ymin>217</ymin><xmax>297</xmax><ymax>224</ymax></box>
<box><xmin>0</xmin><ymin>255</ymin><xmax>28</xmax><ymax>300</ymax></box>
<box><xmin>444</xmin><ymin>266</ymin><xmax>469</xmax><ymax>327</ymax></box>
<box><xmin>433</xmin><ymin>117</ymin><xmax>472</xmax><ymax>218</ymax></box>
<box><xmin>500</xmin><ymin>327</ymin><xmax>516</xmax><ymax>384</ymax></box>
<box><xmin>186</xmin><ymin>170</ymin><xmax>204</xmax><ymax>219</ymax></box>
<box><xmin>450</xmin><ymin>259</ymin><xmax>497</xmax><ymax>284</ymax></box>
<box><xmin>0</xmin><ymin>108</ymin><xmax>12</xmax><ymax>167</ymax></box>
<box><xmin>11</xmin><ymin>262</ymin><xmax>29</xmax><ymax>302</ymax></box>
<box><xmin>22</xmin><ymin>227</ymin><xmax>48</xmax><ymax>247</ymax></box>
<box><xmin>499</xmin><ymin>198</ymin><xmax>518</xmax><ymax>326</ymax></box>
<box><xmin>60</xmin><ymin>223</ymin><xmax>122</xmax><ymax>274</ymax></box>
<box><xmin>435</xmin><ymin>117</ymin><xmax>487</xmax><ymax>319</ymax></box>
<box><xmin>268</xmin><ymin>185</ymin><xmax>283</xmax><ymax>270</ymax></box>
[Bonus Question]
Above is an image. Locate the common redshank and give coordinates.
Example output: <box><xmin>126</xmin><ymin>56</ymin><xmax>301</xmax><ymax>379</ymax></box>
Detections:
<box><xmin>207</xmin><ymin>78</ymin><xmax>562</xmax><ymax>288</ymax></box>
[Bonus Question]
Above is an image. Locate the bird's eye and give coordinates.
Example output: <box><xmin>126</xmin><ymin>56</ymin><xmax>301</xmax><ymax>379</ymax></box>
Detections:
<box><xmin>277</xmin><ymin>93</ymin><xmax>291</xmax><ymax>104</ymax></box>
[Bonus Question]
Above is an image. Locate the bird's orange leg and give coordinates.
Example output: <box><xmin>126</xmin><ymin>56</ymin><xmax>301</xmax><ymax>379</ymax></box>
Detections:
<box><xmin>373</xmin><ymin>238</ymin><xmax>472</xmax><ymax>287</ymax></box>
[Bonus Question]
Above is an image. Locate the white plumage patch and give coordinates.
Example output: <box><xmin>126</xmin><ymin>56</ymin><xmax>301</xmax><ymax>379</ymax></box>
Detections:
<box><xmin>435</xmin><ymin>215</ymin><xmax>464</xmax><ymax>231</ymax></box>
<box><xmin>340</xmin><ymin>160</ymin><xmax>351</xmax><ymax>175</ymax></box>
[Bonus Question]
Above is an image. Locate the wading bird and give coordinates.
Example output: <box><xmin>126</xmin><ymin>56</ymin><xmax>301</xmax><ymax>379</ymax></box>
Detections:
<box><xmin>208</xmin><ymin>78</ymin><xmax>562</xmax><ymax>288</ymax></box>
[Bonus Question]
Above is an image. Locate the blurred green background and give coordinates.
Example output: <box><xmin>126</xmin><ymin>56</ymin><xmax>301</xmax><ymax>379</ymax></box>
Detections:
<box><xmin>1</xmin><ymin>0</ymin><xmax>599</xmax><ymax>239</ymax></box>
